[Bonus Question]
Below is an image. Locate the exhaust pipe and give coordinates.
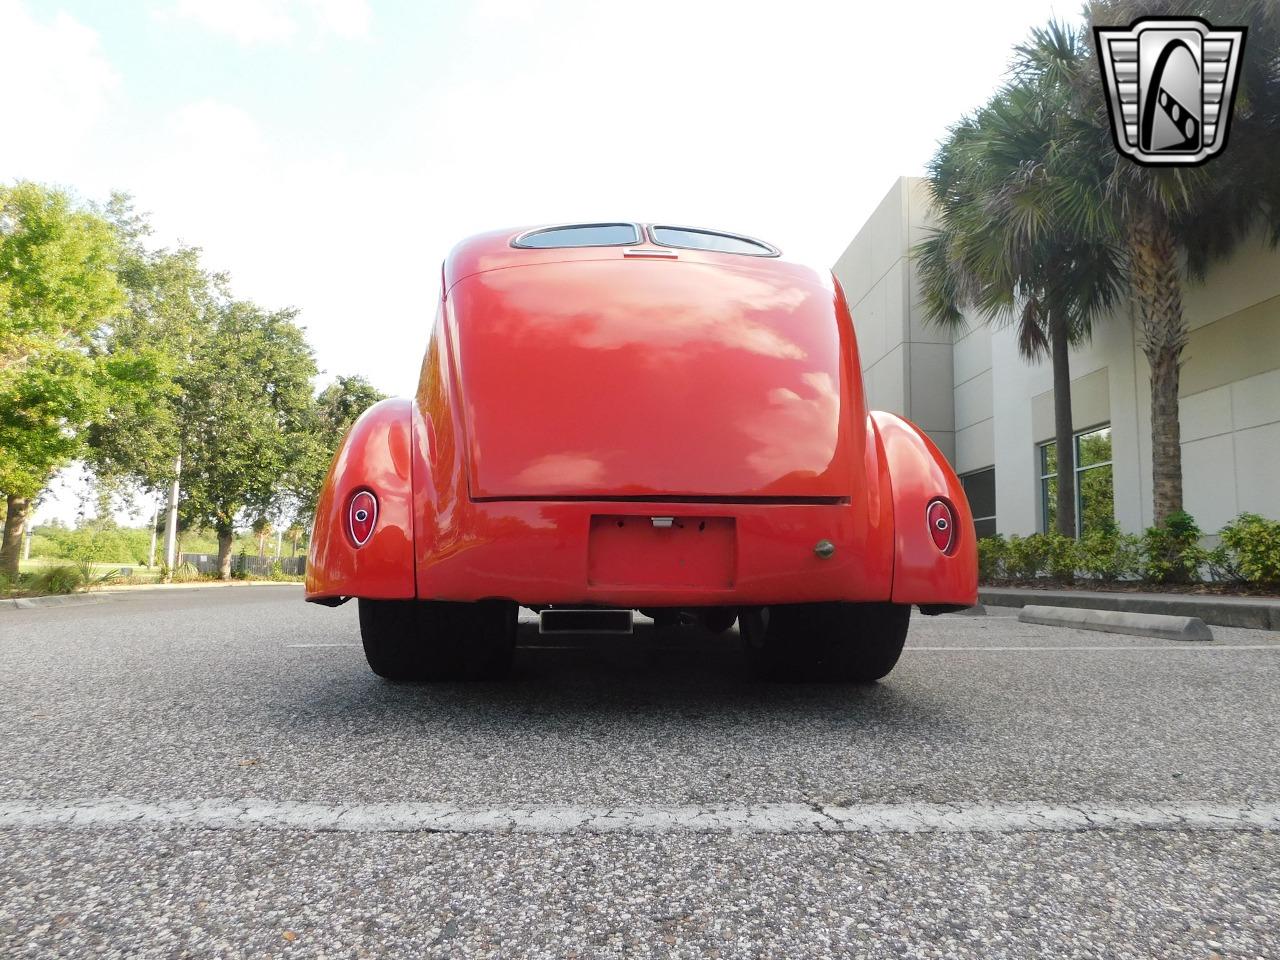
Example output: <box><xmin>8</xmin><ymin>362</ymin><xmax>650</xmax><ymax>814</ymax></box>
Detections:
<box><xmin>539</xmin><ymin>608</ymin><xmax>634</xmax><ymax>635</ymax></box>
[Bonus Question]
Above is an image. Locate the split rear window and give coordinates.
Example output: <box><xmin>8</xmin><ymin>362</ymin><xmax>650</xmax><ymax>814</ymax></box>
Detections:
<box><xmin>514</xmin><ymin>223</ymin><xmax>640</xmax><ymax>248</ymax></box>
<box><xmin>510</xmin><ymin>222</ymin><xmax>780</xmax><ymax>256</ymax></box>
<box><xmin>649</xmin><ymin>226</ymin><xmax>777</xmax><ymax>256</ymax></box>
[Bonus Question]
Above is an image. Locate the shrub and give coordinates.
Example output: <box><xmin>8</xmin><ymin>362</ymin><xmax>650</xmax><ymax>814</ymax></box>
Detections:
<box><xmin>977</xmin><ymin>535</ymin><xmax>1006</xmax><ymax>580</ymax></box>
<box><xmin>1077</xmin><ymin>528</ymin><xmax>1142</xmax><ymax>582</ymax></box>
<box><xmin>1141</xmin><ymin>511</ymin><xmax>1205</xmax><ymax>584</ymax></box>
<box><xmin>31</xmin><ymin>564</ymin><xmax>85</xmax><ymax>595</ymax></box>
<box><xmin>1219</xmin><ymin>513</ymin><xmax>1280</xmax><ymax>584</ymax></box>
<box><xmin>1041</xmin><ymin>533</ymin><xmax>1080</xmax><ymax>582</ymax></box>
<box><xmin>1203</xmin><ymin>543</ymin><xmax>1243</xmax><ymax>584</ymax></box>
<box><xmin>26</xmin><ymin>534</ymin><xmax>58</xmax><ymax>559</ymax></box>
<box><xmin>30</xmin><ymin>561</ymin><xmax>123</xmax><ymax>595</ymax></box>
<box><xmin>1003</xmin><ymin>533</ymin><xmax>1048</xmax><ymax>580</ymax></box>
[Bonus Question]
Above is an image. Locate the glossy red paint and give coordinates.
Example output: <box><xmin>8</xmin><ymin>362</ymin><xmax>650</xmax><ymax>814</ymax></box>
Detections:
<box><xmin>304</xmin><ymin>225</ymin><xmax>977</xmax><ymax>610</ymax></box>
<box><xmin>871</xmin><ymin>411</ymin><xmax>978</xmax><ymax>607</ymax></box>
<box><xmin>450</xmin><ymin>258</ymin><xmax>857</xmax><ymax>499</ymax></box>
<box><xmin>926</xmin><ymin>499</ymin><xmax>956</xmax><ymax>554</ymax></box>
<box><xmin>306</xmin><ymin>398</ymin><xmax>415</xmax><ymax>600</ymax></box>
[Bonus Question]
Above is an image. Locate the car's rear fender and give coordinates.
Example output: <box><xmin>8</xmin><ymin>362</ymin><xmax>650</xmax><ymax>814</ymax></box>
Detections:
<box><xmin>869</xmin><ymin>410</ymin><xmax>979</xmax><ymax>607</ymax></box>
<box><xmin>305</xmin><ymin>397</ymin><xmax>418</xmax><ymax>602</ymax></box>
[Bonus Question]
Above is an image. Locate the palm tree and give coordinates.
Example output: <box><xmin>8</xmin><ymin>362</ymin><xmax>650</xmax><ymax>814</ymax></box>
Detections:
<box><xmin>1024</xmin><ymin>0</ymin><xmax>1280</xmax><ymax>524</ymax></box>
<box><xmin>917</xmin><ymin>22</ymin><xmax>1125</xmax><ymax>538</ymax></box>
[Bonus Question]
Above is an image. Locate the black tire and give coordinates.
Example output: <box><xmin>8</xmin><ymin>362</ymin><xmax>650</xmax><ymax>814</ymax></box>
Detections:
<box><xmin>699</xmin><ymin>607</ymin><xmax>738</xmax><ymax>635</ymax></box>
<box><xmin>358</xmin><ymin>599</ymin><xmax>517</xmax><ymax>681</ymax></box>
<box><xmin>740</xmin><ymin>602</ymin><xmax>910</xmax><ymax>682</ymax></box>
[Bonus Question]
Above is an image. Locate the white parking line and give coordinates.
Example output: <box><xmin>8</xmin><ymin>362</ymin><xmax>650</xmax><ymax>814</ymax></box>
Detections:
<box><xmin>1</xmin><ymin>800</ymin><xmax>1276</xmax><ymax>835</ymax></box>
<box><xmin>286</xmin><ymin>643</ymin><xmax>1277</xmax><ymax>652</ymax></box>
<box><xmin>909</xmin><ymin>644</ymin><xmax>1279</xmax><ymax>651</ymax></box>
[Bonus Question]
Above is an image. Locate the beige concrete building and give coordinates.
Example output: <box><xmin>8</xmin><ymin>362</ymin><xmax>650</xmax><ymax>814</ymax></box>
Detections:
<box><xmin>834</xmin><ymin>177</ymin><xmax>1280</xmax><ymax>538</ymax></box>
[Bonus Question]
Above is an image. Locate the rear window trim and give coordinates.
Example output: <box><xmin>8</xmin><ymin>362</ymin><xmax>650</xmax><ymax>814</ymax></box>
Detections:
<box><xmin>646</xmin><ymin>224</ymin><xmax>781</xmax><ymax>258</ymax></box>
<box><xmin>511</xmin><ymin>222</ymin><xmax>642</xmax><ymax>250</ymax></box>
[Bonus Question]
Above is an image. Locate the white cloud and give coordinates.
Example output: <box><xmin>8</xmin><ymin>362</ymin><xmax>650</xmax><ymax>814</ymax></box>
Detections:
<box><xmin>308</xmin><ymin>0</ymin><xmax>371</xmax><ymax>38</ymax></box>
<box><xmin>0</xmin><ymin>0</ymin><xmax>120</xmax><ymax>183</ymax></box>
<box><xmin>160</xmin><ymin>0</ymin><xmax>371</xmax><ymax>45</ymax></box>
<box><xmin>128</xmin><ymin>97</ymin><xmax>403</xmax><ymax>391</ymax></box>
<box><xmin>165</xmin><ymin>0</ymin><xmax>296</xmax><ymax>44</ymax></box>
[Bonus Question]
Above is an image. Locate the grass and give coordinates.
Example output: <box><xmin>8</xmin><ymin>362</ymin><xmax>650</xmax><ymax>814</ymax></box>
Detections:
<box><xmin>5</xmin><ymin>558</ymin><xmax>302</xmax><ymax>598</ymax></box>
<box><xmin>18</xmin><ymin>558</ymin><xmax>163</xmax><ymax>581</ymax></box>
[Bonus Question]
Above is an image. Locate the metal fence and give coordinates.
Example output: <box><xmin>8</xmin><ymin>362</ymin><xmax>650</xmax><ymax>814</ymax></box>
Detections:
<box><xmin>181</xmin><ymin>553</ymin><xmax>306</xmax><ymax>577</ymax></box>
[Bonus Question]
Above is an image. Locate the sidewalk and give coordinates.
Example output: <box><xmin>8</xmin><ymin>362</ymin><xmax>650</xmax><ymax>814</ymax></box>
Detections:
<box><xmin>979</xmin><ymin>586</ymin><xmax>1280</xmax><ymax>631</ymax></box>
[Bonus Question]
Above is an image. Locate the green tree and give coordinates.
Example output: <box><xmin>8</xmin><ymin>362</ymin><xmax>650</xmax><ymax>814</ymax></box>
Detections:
<box><xmin>252</xmin><ymin>514</ymin><xmax>273</xmax><ymax>559</ymax></box>
<box><xmin>289</xmin><ymin>374</ymin><xmax>386</xmax><ymax>524</ymax></box>
<box><xmin>88</xmin><ymin>195</ymin><xmax>220</xmax><ymax>503</ymax></box>
<box><xmin>178</xmin><ymin>300</ymin><xmax>317</xmax><ymax>578</ymax></box>
<box><xmin>1024</xmin><ymin>1</ymin><xmax>1280</xmax><ymax>523</ymax></box>
<box><xmin>916</xmin><ymin>22</ymin><xmax>1125</xmax><ymax>538</ymax></box>
<box><xmin>0</xmin><ymin>182</ymin><xmax>128</xmax><ymax>577</ymax></box>
<box><xmin>284</xmin><ymin>521</ymin><xmax>307</xmax><ymax>557</ymax></box>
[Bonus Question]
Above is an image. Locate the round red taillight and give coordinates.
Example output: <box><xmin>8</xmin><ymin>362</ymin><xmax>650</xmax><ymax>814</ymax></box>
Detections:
<box><xmin>926</xmin><ymin>499</ymin><xmax>956</xmax><ymax>554</ymax></box>
<box><xmin>348</xmin><ymin>490</ymin><xmax>377</xmax><ymax>547</ymax></box>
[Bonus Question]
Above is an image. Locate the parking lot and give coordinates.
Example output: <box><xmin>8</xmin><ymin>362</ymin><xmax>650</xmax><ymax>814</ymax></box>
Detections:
<box><xmin>2</xmin><ymin>585</ymin><xmax>1278</xmax><ymax>958</ymax></box>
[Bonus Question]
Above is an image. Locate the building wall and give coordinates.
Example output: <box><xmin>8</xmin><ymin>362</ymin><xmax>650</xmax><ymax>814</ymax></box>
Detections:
<box><xmin>952</xmin><ymin>323</ymin><xmax>993</xmax><ymax>476</ymax></box>
<box><xmin>836</xmin><ymin>179</ymin><xmax>1280</xmax><ymax>536</ymax></box>
<box><xmin>833</xmin><ymin>177</ymin><xmax>955</xmax><ymax>462</ymax></box>
<box><xmin>1170</xmin><ymin>236</ymin><xmax>1280</xmax><ymax>532</ymax></box>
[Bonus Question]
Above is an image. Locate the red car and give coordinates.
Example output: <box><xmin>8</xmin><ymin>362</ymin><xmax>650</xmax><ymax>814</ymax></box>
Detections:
<box><xmin>307</xmin><ymin>223</ymin><xmax>977</xmax><ymax>681</ymax></box>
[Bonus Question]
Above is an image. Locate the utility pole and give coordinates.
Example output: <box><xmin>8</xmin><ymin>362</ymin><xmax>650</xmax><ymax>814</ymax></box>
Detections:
<box><xmin>22</xmin><ymin>526</ymin><xmax>32</xmax><ymax>561</ymax></box>
<box><xmin>163</xmin><ymin>454</ymin><xmax>181</xmax><ymax>578</ymax></box>
<box><xmin>275</xmin><ymin>526</ymin><xmax>283</xmax><ymax>559</ymax></box>
<box><xmin>147</xmin><ymin>501</ymin><xmax>160</xmax><ymax>568</ymax></box>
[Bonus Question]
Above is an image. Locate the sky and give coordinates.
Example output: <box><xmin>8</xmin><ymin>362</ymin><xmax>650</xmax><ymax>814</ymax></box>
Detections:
<box><xmin>2</xmin><ymin>0</ymin><xmax>1067</xmax><ymax>524</ymax></box>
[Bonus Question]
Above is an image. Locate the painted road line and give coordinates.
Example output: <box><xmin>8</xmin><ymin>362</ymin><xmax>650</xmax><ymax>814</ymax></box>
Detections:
<box><xmin>1</xmin><ymin>800</ymin><xmax>1277</xmax><ymax>835</ymax></box>
<box><xmin>281</xmin><ymin>643</ymin><xmax>1279</xmax><ymax>652</ymax></box>
<box><xmin>907</xmin><ymin>644</ymin><xmax>1279</xmax><ymax>651</ymax></box>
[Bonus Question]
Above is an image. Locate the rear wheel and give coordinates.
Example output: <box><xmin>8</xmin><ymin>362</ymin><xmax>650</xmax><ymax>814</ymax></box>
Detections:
<box><xmin>740</xmin><ymin>602</ymin><xmax>910</xmax><ymax>682</ymax></box>
<box><xmin>358</xmin><ymin>598</ymin><xmax>517</xmax><ymax>681</ymax></box>
<box><xmin>699</xmin><ymin>607</ymin><xmax>738</xmax><ymax>635</ymax></box>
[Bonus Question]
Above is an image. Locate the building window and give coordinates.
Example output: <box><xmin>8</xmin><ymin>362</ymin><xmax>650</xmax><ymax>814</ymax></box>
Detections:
<box><xmin>1039</xmin><ymin>425</ymin><xmax>1114</xmax><ymax>536</ymax></box>
<box><xmin>960</xmin><ymin>468</ymin><xmax>996</xmax><ymax>539</ymax></box>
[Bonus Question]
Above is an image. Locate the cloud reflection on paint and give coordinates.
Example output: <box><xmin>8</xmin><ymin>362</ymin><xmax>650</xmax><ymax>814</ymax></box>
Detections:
<box><xmin>478</xmin><ymin>262</ymin><xmax>809</xmax><ymax>362</ymax></box>
<box><xmin>742</xmin><ymin>372</ymin><xmax>841</xmax><ymax>480</ymax></box>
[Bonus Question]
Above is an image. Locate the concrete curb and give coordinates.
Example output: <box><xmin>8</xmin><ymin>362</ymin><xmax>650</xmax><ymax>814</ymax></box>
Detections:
<box><xmin>1018</xmin><ymin>604</ymin><xmax>1214</xmax><ymax>642</ymax></box>
<box><xmin>96</xmin><ymin>580</ymin><xmax>303</xmax><ymax>594</ymax></box>
<box><xmin>5</xmin><ymin>594</ymin><xmax>109</xmax><ymax>610</ymax></box>
<box><xmin>981</xmin><ymin>587</ymin><xmax>1280</xmax><ymax>631</ymax></box>
<box><xmin>4</xmin><ymin>581</ymin><xmax>302</xmax><ymax>610</ymax></box>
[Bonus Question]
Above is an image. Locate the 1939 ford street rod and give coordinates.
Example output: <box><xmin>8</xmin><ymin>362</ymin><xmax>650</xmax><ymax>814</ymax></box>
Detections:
<box><xmin>306</xmin><ymin>222</ymin><xmax>977</xmax><ymax>682</ymax></box>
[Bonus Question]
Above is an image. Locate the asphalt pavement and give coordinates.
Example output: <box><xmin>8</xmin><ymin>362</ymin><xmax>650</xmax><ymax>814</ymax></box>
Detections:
<box><xmin>2</xmin><ymin>585</ymin><xmax>1278</xmax><ymax>958</ymax></box>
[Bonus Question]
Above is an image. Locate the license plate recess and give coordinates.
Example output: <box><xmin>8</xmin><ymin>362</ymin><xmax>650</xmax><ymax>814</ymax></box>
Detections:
<box><xmin>587</xmin><ymin>515</ymin><xmax>735</xmax><ymax>588</ymax></box>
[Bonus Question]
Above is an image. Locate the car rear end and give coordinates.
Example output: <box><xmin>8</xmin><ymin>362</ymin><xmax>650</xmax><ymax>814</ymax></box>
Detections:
<box><xmin>412</xmin><ymin>223</ymin><xmax>896</xmax><ymax>612</ymax></box>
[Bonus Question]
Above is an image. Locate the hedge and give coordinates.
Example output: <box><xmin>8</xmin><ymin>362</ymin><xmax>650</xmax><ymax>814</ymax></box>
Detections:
<box><xmin>978</xmin><ymin>512</ymin><xmax>1280</xmax><ymax>587</ymax></box>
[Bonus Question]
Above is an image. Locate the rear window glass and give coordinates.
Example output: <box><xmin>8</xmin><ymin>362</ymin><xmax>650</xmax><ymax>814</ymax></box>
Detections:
<box><xmin>649</xmin><ymin>226</ymin><xmax>777</xmax><ymax>256</ymax></box>
<box><xmin>514</xmin><ymin>223</ymin><xmax>639</xmax><ymax>249</ymax></box>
